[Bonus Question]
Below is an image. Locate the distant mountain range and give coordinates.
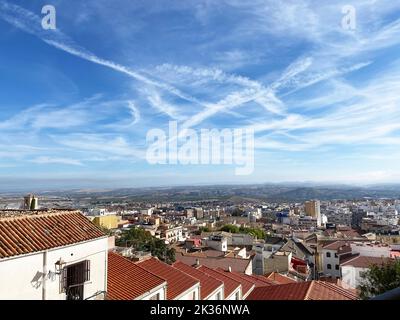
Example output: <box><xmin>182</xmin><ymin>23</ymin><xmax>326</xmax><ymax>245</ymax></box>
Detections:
<box><xmin>3</xmin><ymin>183</ymin><xmax>400</xmax><ymax>202</ymax></box>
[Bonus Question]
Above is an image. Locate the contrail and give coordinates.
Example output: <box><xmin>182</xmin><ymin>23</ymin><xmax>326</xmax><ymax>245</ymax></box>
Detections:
<box><xmin>0</xmin><ymin>0</ymin><xmax>202</xmax><ymax>105</ymax></box>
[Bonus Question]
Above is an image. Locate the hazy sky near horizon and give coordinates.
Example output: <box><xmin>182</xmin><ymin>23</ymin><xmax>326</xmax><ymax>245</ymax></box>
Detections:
<box><xmin>1</xmin><ymin>0</ymin><xmax>400</xmax><ymax>189</ymax></box>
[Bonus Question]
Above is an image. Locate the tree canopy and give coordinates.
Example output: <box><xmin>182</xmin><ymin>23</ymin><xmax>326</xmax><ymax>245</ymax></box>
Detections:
<box><xmin>219</xmin><ymin>224</ymin><xmax>266</xmax><ymax>239</ymax></box>
<box><xmin>117</xmin><ymin>227</ymin><xmax>176</xmax><ymax>264</ymax></box>
<box><xmin>358</xmin><ymin>259</ymin><xmax>400</xmax><ymax>299</ymax></box>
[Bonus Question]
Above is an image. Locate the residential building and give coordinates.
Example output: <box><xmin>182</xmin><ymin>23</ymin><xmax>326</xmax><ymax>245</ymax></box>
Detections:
<box><xmin>340</xmin><ymin>255</ymin><xmax>393</xmax><ymax>289</ymax></box>
<box><xmin>172</xmin><ymin>261</ymin><xmax>224</xmax><ymax>300</ymax></box>
<box><xmin>0</xmin><ymin>210</ymin><xmax>108</xmax><ymax>300</ymax></box>
<box><xmin>92</xmin><ymin>214</ymin><xmax>119</xmax><ymax>229</ymax></box>
<box><xmin>136</xmin><ymin>257</ymin><xmax>200</xmax><ymax>300</ymax></box>
<box><xmin>107</xmin><ymin>252</ymin><xmax>167</xmax><ymax>300</ymax></box>
<box><xmin>304</xmin><ymin>200</ymin><xmax>321</xmax><ymax>227</ymax></box>
<box><xmin>321</xmin><ymin>241</ymin><xmax>352</xmax><ymax>279</ymax></box>
<box><xmin>198</xmin><ymin>265</ymin><xmax>242</xmax><ymax>300</ymax></box>
<box><xmin>246</xmin><ymin>281</ymin><xmax>358</xmax><ymax>300</ymax></box>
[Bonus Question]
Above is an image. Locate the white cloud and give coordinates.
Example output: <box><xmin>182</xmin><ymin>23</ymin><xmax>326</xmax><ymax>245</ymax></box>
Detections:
<box><xmin>30</xmin><ymin>156</ymin><xmax>83</xmax><ymax>166</ymax></box>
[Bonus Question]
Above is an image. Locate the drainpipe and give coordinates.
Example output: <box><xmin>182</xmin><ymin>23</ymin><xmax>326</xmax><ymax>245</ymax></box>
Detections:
<box><xmin>42</xmin><ymin>250</ymin><xmax>48</xmax><ymax>300</ymax></box>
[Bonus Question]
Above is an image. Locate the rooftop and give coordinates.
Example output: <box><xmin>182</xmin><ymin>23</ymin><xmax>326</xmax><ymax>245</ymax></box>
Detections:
<box><xmin>246</xmin><ymin>281</ymin><xmax>359</xmax><ymax>300</ymax></box>
<box><xmin>0</xmin><ymin>210</ymin><xmax>105</xmax><ymax>259</ymax></box>
<box><xmin>175</xmin><ymin>252</ymin><xmax>252</xmax><ymax>273</ymax></box>
<box><xmin>107</xmin><ymin>252</ymin><xmax>166</xmax><ymax>300</ymax></box>
<box><xmin>215</xmin><ymin>268</ymin><xmax>255</xmax><ymax>297</ymax></box>
<box><xmin>136</xmin><ymin>257</ymin><xmax>199</xmax><ymax>300</ymax></box>
<box><xmin>198</xmin><ymin>265</ymin><xmax>241</xmax><ymax>298</ymax></box>
<box><xmin>172</xmin><ymin>261</ymin><xmax>223</xmax><ymax>300</ymax></box>
<box><xmin>341</xmin><ymin>255</ymin><xmax>394</xmax><ymax>268</ymax></box>
<box><xmin>265</xmin><ymin>272</ymin><xmax>298</xmax><ymax>284</ymax></box>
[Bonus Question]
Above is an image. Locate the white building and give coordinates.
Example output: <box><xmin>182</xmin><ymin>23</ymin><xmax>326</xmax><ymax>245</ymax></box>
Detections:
<box><xmin>205</xmin><ymin>235</ymin><xmax>228</xmax><ymax>252</ymax></box>
<box><xmin>340</xmin><ymin>256</ymin><xmax>393</xmax><ymax>289</ymax></box>
<box><xmin>350</xmin><ymin>242</ymin><xmax>391</xmax><ymax>258</ymax></box>
<box><xmin>161</xmin><ymin>225</ymin><xmax>184</xmax><ymax>243</ymax></box>
<box><xmin>321</xmin><ymin>241</ymin><xmax>352</xmax><ymax>279</ymax></box>
<box><xmin>0</xmin><ymin>210</ymin><xmax>108</xmax><ymax>300</ymax></box>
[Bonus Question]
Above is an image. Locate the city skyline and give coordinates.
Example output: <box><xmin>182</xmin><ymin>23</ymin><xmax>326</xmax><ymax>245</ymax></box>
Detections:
<box><xmin>1</xmin><ymin>0</ymin><xmax>400</xmax><ymax>187</ymax></box>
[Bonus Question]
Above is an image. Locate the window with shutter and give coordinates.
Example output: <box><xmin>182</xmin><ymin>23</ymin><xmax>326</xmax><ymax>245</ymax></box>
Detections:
<box><xmin>59</xmin><ymin>260</ymin><xmax>91</xmax><ymax>299</ymax></box>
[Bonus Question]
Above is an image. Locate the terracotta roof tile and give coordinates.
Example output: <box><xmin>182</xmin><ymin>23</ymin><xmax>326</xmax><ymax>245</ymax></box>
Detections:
<box><xmin>175</xmin><ymin>252</ymin><xmax>251</xmax><ymax>273</ymax></box>
<box><xmin>215</xmin><ymin>268</ymin><xmax>255</xmax><ymax>297</ymax></box>
<box><xmin>198</xmin><ymin>265</ymin><xmax>241</xmax><ymax>299</ymax></box>
<box><xmin>136</xmin><ymin>257</ymin><xmax>199</xmax><ymax>300</ymax></box>
<box><xmin>265</xmin><ymin>272</ymin><xmax>297</xmax><ymax>284</ymax></box>
<box><xmin>173</xmin><ymin>261</ymin><xmax>223</xmax><ymax>300</ymax></box>
<box><xmin>341</xmin><ymin>255</ymin><xmax>393</xmax><ymax>268</ymax></box>
<box><xmin>0</xmin><ymin>211</ymin><xmax>105</xmax><ymax>259</ymax></box>
<box><xmin>107</xmin><ymin>252</ymin><xmax>166</xmax><ymax>300</ymax></box>
<box><xmin>246</xmin><ymin>281</ymin><xmax>359</xmax><ymax>300</ymax></box>
<box><xmin>306</xmin><ymin>281</ymin><xmax>359</xmax><ymax>300</ymax></box>
<box><xmin>232</xmin><ymin>272</ymin><xmax>278</xmax><ymax>287</ymax></box>
<box><xmin>323</xmin><ymin>241</ymin><xmax>352</xmax><ymax>251</ymax></box>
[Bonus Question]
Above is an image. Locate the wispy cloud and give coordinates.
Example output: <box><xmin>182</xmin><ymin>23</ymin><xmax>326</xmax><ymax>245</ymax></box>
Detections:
<box><xmin>30</xmin><ymin>156</ymin><xmax>84</xmax><ymax>166</ymax></box>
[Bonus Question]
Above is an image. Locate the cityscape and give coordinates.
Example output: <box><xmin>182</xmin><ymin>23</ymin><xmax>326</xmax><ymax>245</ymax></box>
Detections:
<box><xmin>1</xmin><ymin>0</ymin><xmax>400</xmax><ymax>305</ymax></box>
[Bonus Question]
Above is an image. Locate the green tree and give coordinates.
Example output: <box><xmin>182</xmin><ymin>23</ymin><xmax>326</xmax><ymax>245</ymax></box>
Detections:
<box><xmin>220</xmin><ymin>224</ymin><xmax>240</xmax><ymax>233</ymax></box>
<box><xmin>358</xmin><ymin>259</ymin><xmax>400</xmax><ymax>299</ymax></box>
<box><xmin>231</xmin><ymin>208</ymin><xmax>244</xmax><ymax>216</ymax></box>
<box><xmin>219</xmin><ymin>224</ymin><xmax>265</xmax><ymax>239</ymax></box>
<box><xmin>117</xmin><ymin>227</ymin><xmax>176</xmax><ymax>264</ymax></box>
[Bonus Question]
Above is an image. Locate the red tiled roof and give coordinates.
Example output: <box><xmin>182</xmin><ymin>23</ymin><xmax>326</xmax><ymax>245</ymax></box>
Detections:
<box><xmin>215</xmin><ymin>268</ymin><xmax>255</xmax><ymax>297</ymax></box>
<box><xmin>107</xmin><ymin>252</ymin><xmax>166</xmax><ymax>300</ymax></box>
<box><xmin>323</xmin><ymin>241</ymin><xmax>351</xmax><ymax>251</ymax></box>
<box><xmin>198</xmin><ymin>265</ymin><xmax>241</xmax><ymax>299</ymax></box>
<box><xmin>173</xmin><ymin>261</ymin><xmax>223</xmax><ymax>300</ymax></box>
<box><xmin>265</xmin><ymin>272</ymin><xmax>297</xmax><ymax>284</ymax></box>
<box><xmin>0</xmin><ymin>211</ymin><xmax>105</xmax><ymax>259</ymax></box>
<box><xmin>246</xmin><ymin>281</ymin><xmax>359</xmax><ymax>300</ymax></box>
<box><xmin>136</xmin><ymin>257</ymin><xmax>199</xmax><ymax>300</ymax></box>
<box><xmin>247</xmin><ymin>281</ymin><xmax>310</xmax><ymax>300</ymax></box>
<box><xmin>175</xmin><ymin>252</ymin><xmax>251</xmax><ymax>273</ymax></box>
<box><xmin>232</xmin><ymin>272</ymin><xmax>278</xmax><ymax>287</ymax></box>
<box><xmin>341</xmin><ymin>255</ymin><xmax>393</xmax><ymax>268</ymax></box>
<box><xmin>306</xmin><ymin>281</ymin><xmax>359</xmax><ymax>300</ymax></box>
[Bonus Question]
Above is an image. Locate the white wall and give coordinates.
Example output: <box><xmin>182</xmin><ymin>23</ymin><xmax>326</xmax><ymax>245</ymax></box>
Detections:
<box><xmin>175</xmin><ymin>284</ymin><xmax>200</xmax><ymax>300</ymax></box>
<box><xmin>341</xmin><ymin>265</ymin><xmax>366</xmax><ymax>289</ymax></box>
<box><xmin>321</xmin><ymin>249</ymin><xmax>340</xmax><ymax>278</ymax></box>
<box><xmin>350</xmin><ymin>244</ymin><xmax>391</xmax><ymax>257</ymax></box>
<box><xmin>0</xmin><ymin>237</ymin><xmax>108</xmax><ymax>300</ymax></box>
<box><xmin>226</xmin><ymin>286</ymin><xmax>241</xmax><ymax>300</ymax></box>
<box><xmin>204</xmin><ymin>286</ymin><xmax>224</xmax><ymax>300</ymax></box>
<box><xmin>138</xmin><ymin>285</ymin><xmax>167</xmax><ymax>300</ymax></box>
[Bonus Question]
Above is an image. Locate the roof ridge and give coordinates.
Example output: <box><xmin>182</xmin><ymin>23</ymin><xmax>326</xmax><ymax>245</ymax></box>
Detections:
<box><xmin>0</xmin><ymin>210</ymin><xmax>81</xmax><ymax>221</ymax></box>
<box><xmin>304</xmin><ymin>281</ymin><xmax>314</xmax><ymax>300</ymax></box>
<box><xmin>341</xmin><ymin>254</ymin><xmax>361</xmax><ymax>266</ymax></box>
<box><xmin>112</xmin><ymin>252</ymin><xmax>168</xmax><ymax>283</ymax></box>
<box><xmin>315</xmin><ymin>281</ymin><xmax>358</xmax><ymax>299</ymax></box>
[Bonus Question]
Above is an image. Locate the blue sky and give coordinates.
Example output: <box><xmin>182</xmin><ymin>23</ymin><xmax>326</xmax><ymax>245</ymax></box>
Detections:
<box><xmin>1</xmin><ymin>0</ymin><xmax>400</xmax><ymax>190</ymax></box>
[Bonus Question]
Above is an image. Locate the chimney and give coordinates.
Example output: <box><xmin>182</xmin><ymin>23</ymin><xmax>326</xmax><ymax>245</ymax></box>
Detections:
<box><xmin>228</xmin><ymin>266</ymin><xmax>232</xmax><ymax>272</ymax></box>
<box><xmin>196</xmin><ymin>258</ymin><xmax>200</xmax><ymax>266</ymax></box>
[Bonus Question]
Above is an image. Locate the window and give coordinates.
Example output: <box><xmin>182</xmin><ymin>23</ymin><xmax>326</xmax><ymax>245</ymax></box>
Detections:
<box><xmin>326</xmin><ymin>252</ymin><xmax>331</xmax><ymax>258</ymax></box>
<box><xmin>216</xmin><ymin>292</ymin><xmax>222</xmax><ymax>300</ymax></box>
<box><xmin>149</xmin><ymin>293</ymin><xmax>160</xmax><ymax>300</ymax></box>
<box><xmin>327</xmin><ymin>264</ymin><xmax>332</xmax><ymax>269</ymax></box>
<box><xmin>335</xmin><ymin>265</ymin><xmax>339</xmax><ymax>270</ymax></box>
<box><xmin>335</xmin><ymin>253</ymin><xmax>338</xmax><ymax>258</ymax></box>
<box><xmin>235</xmin><ymin>291</ymin><xmax>240</xmax><ymax>300</ymax></box>
<box><xmin>60</xmin><ymin>260</ymin><xmax>90</xmax><ymax>300</ymax></box>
